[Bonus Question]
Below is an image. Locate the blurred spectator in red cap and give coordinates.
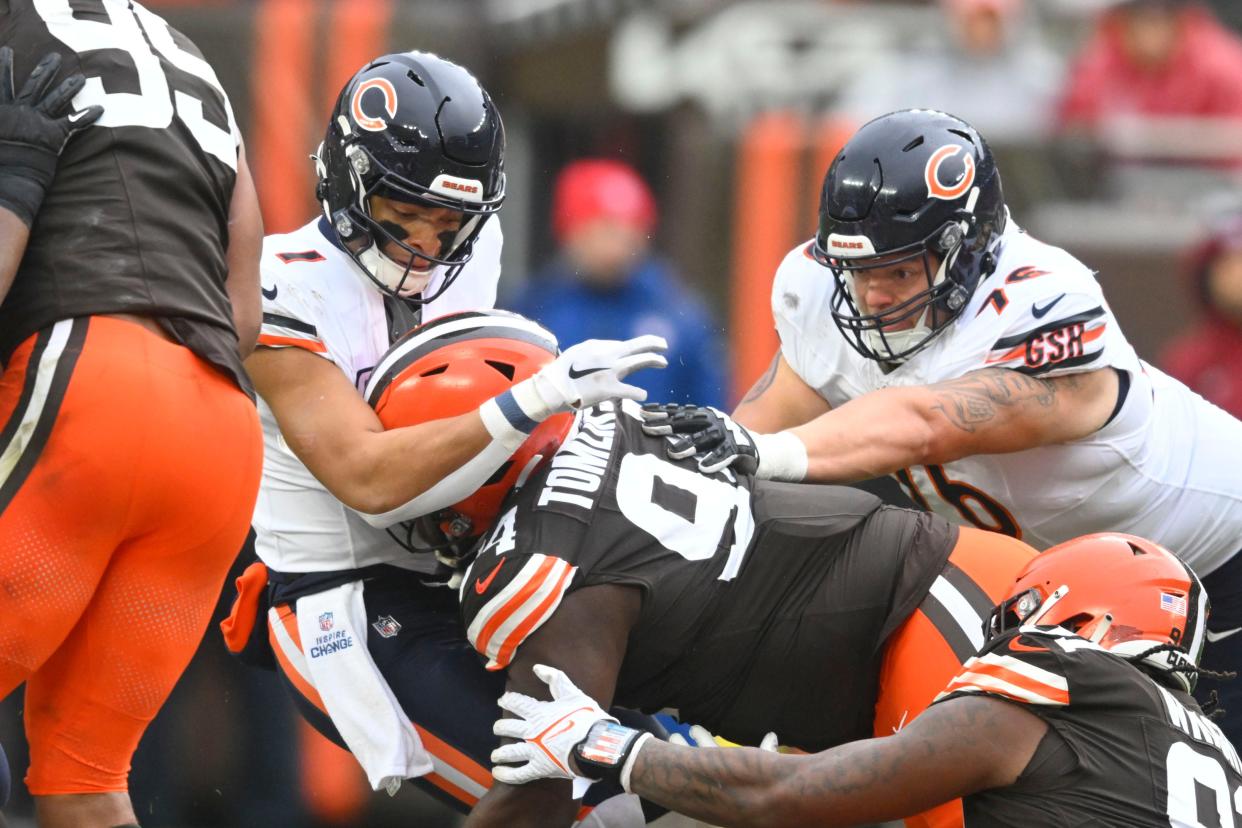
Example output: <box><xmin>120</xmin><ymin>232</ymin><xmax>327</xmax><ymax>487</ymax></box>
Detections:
<box><xmin>509</xmin><ymin>159</ymin><xmax>727</xmax><ymax>407</ymax></box>
<box><xmin>1161</xmin><ymin>211</ymin><xmax>1242</xmax><ymax>418</ymax></box>
<box><xmin>551</xmin><ymin>158</ymin><xmax>658</xmax><ymax>250</ymax></box>
<box><xmin>1058</xmin><ymin>0</ymin><xmax>1242</xmax><ymax>166</ymax></box>
<box><xmin>837</xmin><ymin>0</ymin><xmax>1062</xmax><ymax>143</ymax></box>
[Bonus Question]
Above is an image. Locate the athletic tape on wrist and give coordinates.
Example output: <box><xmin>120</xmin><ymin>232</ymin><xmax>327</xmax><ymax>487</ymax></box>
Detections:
<box><xmin>479</xmin><ymin>392</ymin><xmax>538</xmax><ymax>449</ymax></box>
<box><xmin>509</xmin><ymin>375</ymin><xmax>558</xmax><ymax>423</ymax></box>
<box><xmin>0</xmin><ymin>168</ymin><xmax>51</xmax><ymax>229</ymax></box>
<box><xmin>754</xmin><ymin>431</ymin><xmax>809</xmax><ymax>482</ymax></box>
<box><xmin>620</xmin><ymin>732</ymin><xmax>654</xmax><ymax>794</ymax></box>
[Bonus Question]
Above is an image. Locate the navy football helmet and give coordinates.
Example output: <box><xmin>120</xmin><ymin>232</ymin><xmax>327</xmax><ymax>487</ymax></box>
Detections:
<box><xmin>813</xmin><ymin>109</ymin><xmax>1006</xmax><ymax>363</ymax></box>
<box><xmin>314</xmin><ymin>51</ymin><xmax>505</xmax><ymax>302</ymax></box>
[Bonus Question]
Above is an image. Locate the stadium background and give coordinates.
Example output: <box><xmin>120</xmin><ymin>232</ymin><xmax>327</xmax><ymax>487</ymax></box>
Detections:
<box><xmin>3</xmin><ymin>0</ymin><xmax>1241</xmax><ymax>825</ymax></box>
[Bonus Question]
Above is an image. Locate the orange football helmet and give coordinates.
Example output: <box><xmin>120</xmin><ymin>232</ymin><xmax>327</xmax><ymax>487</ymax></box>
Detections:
<box><xmin>988</xmin><ymin>533</ymin><xmax>1209</xmax><ymax>692</ymax></box>
<box><xmin>365</xmin><ymin>310</ymin><xmax>574</xmax><ymax>556</ymax></box>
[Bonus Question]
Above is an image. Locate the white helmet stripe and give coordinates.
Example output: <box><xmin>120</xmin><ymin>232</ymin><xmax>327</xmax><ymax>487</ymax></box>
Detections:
<box><xmin>364</xmin><ymin>313</ymin><xmax>558</xmax><ymax>402</ymax></box>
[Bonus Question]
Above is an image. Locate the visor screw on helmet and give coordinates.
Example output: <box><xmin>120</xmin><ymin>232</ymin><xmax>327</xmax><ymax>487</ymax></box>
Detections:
<box><xmin>335</xmin><ymin>215</ymin><xmax>354</xmax><ymax>236</ymax></box>
<box><xmin>350</xmin><ymin>151</ymin><xmax>371</xmax><ymax>176</ymax></box>
<box><xmin>938</xmin><ymin>224</ymin><xmax>964</xmax><ymax>252</ymax></box>
<box><xmin>448</xmin><ymin>515</ymin><xmax>473</xmax><ymax>538</ymax></box>
<box><xmin>947</xmin><ymin>286</ymin><xmax>967</xmax><ymax>311</ymax></box>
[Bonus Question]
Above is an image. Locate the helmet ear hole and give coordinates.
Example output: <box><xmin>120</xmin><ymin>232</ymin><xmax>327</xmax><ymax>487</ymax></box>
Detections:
<box><xmin>997</xmin><ymin>533</ymin><xmax>1205</xmax><ymax>692</ymax></box>
<box><xmin>1059</xmin><ymin>612</ymin><xmax>1095</xmax><ymax>634</ymax></box>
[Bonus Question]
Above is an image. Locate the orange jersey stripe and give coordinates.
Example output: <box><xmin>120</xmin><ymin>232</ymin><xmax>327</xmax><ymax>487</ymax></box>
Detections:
<box><xmin>1082</xmin><ymin>323</ymin><xmax>1106</xmax><ymax>345</ymax></box>
<box><xmin>258</xmin><ymin>333</ymin><xmax>327</xmax><ymax>353</ymax></box>
<box><xmin>987</xmin><ymin>322</ymin><xmax>1108</xmax><ymax>365</ymax></box>
<box><xmin>492</xmin><ymin>562</ymin><xmax>575</xmax><ymax>670</ymax></box>
<box><xmin>947</xmin><ymin>660</ymin><xmax>1069</xmax><ymax>705</ymax></box>
<box><xmin>475</xmin><ymin>556</ymin><xmax>559</xmax><ymax>660</ymax></box>
<box><xmin>988</xmin><ymin>342</ymin><xmax>1027</xmax><ymax>364</ymax></box>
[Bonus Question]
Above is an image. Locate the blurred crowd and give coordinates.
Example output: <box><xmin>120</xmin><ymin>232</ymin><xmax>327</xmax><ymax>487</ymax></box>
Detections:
<box><xmin>6</xmin><ymin>0</ymin><xmax>1242</xmax><ymax>825</ymax></box>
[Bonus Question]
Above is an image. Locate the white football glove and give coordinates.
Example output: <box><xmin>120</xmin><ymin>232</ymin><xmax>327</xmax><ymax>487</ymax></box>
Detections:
<box><xmin>510</xmin><ymin>336</ymin><xmax>668</xmax><ymax>422</ymax></box>
<box><xmin>491</xmin><ymin>664</ymin><xmax>616</xmax><ymax>785</ymax></box>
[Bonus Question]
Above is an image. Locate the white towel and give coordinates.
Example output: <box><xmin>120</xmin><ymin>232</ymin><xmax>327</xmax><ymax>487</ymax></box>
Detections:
<box><xmin>294</xmin><ymin>581</ymin><xmax>434</xmax><ymax>793</ymax></box>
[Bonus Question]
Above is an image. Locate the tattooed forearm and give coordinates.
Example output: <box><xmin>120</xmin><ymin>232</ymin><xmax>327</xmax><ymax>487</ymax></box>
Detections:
<box><xmin>740</xmin><ymin>353</ymin><xmax>781</xmax><ymax>405</ymax></box>
<box><xmin>628</xmin><ymin>741</ymin><xmax>789</xmax><ymax>826</ymax></box>
<box><xmin>927</xmin><ymin>369</ymin><xmax>1077</xmax><ymax>433</ymax></box>
<box><xmin>624</xmin><ymin>697</ymin><xmax>1037</xmax><ymax>828</ymax></box>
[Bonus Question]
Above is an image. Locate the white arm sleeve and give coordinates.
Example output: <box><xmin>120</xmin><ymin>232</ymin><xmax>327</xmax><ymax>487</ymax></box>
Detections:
<box><xmin>353</xmin><ymin>393</ymin><xmax>530</xmax><ymax>528</ymax></box>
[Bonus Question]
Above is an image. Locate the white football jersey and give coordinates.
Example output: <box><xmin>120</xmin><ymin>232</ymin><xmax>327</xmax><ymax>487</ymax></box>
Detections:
<box><xmin>252</xmin><ymin>216</ymin><xmax>503</xmax><ymax>574</ymax></box>
<box><xmin>772</xmin><ymin>220</ymin><xmax>1242</xmax><ymax>575</ymax></box>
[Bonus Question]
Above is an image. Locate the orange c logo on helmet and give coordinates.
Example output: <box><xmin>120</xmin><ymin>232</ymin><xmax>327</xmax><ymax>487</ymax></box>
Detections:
<box><xmin>351</xmin><ymin>78</ymin><xmax>398</xmax><ymax>132</ymax></box>
<box><xmin>925</xmin><ymin>144</ymin><xmax>976</xmax><ymax>201</ymax></box>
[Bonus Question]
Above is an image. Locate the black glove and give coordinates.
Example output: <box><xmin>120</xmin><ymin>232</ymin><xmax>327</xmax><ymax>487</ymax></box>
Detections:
<box><xmin>0</xmin><ymin>47</ymin><xmax>102</xmax><ymax>227</ymax></box>
<box><xmin>640</xmin><ymin>403</ymin><xmax>759</xmax><ymax>475</ymax></box>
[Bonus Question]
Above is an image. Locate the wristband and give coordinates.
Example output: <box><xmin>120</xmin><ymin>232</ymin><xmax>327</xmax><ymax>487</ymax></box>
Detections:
<box><xmin>508</xmin><ymin>374</ymin><xmax>560</xmax><ymax>423</ymax></box>
<box><xmin>572</xmin><ymin>720</ymin><xmax>647</xmax><ymax>787</ymax></box>
<box><xmin>0</xmin><ymin>146</ymin><xmax>55</xmax><ymax>228</ymax></box>
<box><xmin>753</xmin><ymin>431</ymin><xmax>809</xmax><ymax>482</ymax></box>
<box><xmin>479</xmin><ymin>391</ymin><xmax>537</xmax><ymax>452</ymax></box>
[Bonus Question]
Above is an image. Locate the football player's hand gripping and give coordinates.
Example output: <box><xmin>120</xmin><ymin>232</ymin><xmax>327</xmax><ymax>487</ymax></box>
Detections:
<box><xmin>641</xmin><ymin>403</ymin><xmax>808</xmax><ymax>481</ymax></box>
<box><xmin>508</xmin><ymin>335</ymin><xmax>668</xmax><ymax>422</ymax></box>
<box><xmin>490</xmin><ymin>664</ymin><xmax>634</xmax><ymax>786</ymax></box>
<box><xmin>0</xmin><ymin>48</ymin><xmax>102</xmax><ymax>227</ymax></box>
<box><xmin>492</xmin><ymin>665</ymin><xmax>778</xmax><ymax>791</ymax></box>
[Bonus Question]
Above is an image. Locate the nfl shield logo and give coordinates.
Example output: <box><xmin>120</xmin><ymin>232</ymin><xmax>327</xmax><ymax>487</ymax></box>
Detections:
<box><xmin>372</xmin><ymin>615</ymin><xmax>402</xmax><ymax>638</ymax></box>
<box><xmin>319</xmin><ymin>612</ymin><xmax>334</xmax><ymax>631</ymax></box>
